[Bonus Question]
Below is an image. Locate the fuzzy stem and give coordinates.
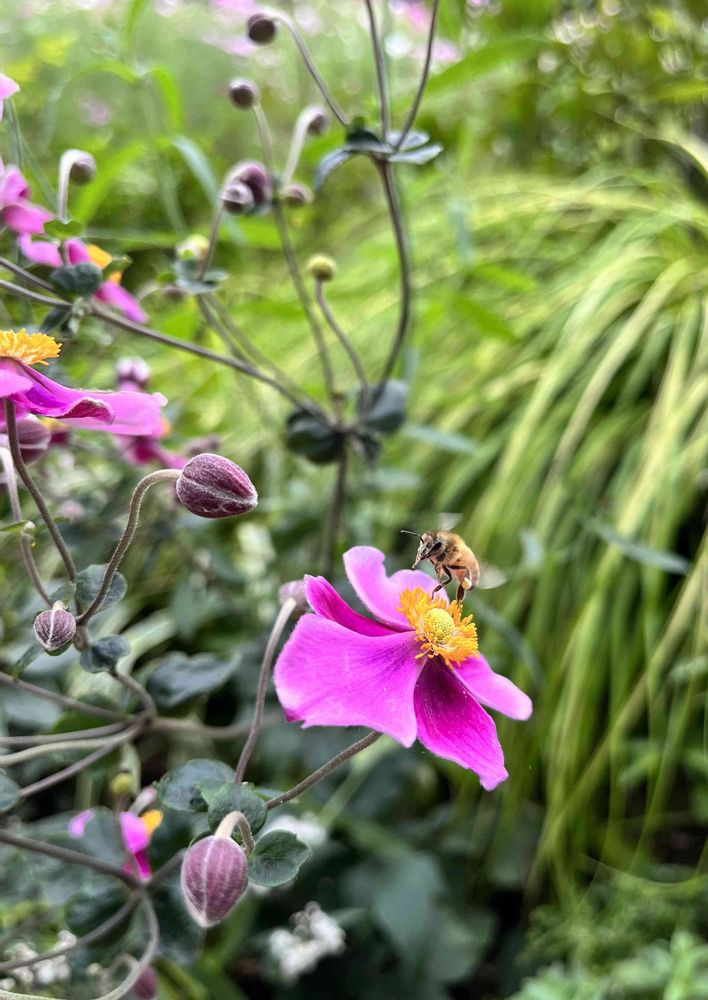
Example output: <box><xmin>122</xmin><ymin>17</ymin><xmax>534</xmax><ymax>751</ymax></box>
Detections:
<box><xmin>325</xmin><ymin>445</ymin><xmax>348</xmax><ymax>579</ymax></box>
<box><xmin>215</xmin><ymin>810</ymin><xmax>255</xmax><ymax>856</ymax></box>
<box><xmin>314</xmin><ymin>281</ymin><xmax>369</xmax><ymax>390</ymax></box>
<box><xmin>0</xmin><ymin>278</ymin><xmax>67</xmax><ymax>308</ymax></box>
<box><xmin>363</xmin><ymin>0</ymin><xmax>390</xmax><ymax>137</ymax></box>
<box><xmin>394</xmin><ymin>0</ymin><xmax>441</xmax><ymax>151</ymax></box>
<box><xmin>0</xmin><ymin>446</ymin><xmax>51</xmax><ymax>604</ymax></box>
<box><xmin>0</xmin><ymin>671</ymin><xmax>127</xmax><ymax>722</ymax></box>
<box><xmin>266</xmin><ymin>730</ymin><xmax>381</xmax><ymax>809</ymax></box>
<box><xmin>0</xmin><ymin>829</ymin><xmax>139</xmax><ymax>887</ymax></box>
<box><xmin>268</xmin><ymin>11</ymin><xmax>348</xmax><ymax>126</ymax></box>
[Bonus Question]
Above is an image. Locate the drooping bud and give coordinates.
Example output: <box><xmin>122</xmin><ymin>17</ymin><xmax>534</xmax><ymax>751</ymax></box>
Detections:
<box><xmin>181</xmin><ymin>835</ymin><xmax>248</xmax><ymax>928</ymax></box>
<box><xmin>279</xmin><ymin>579</ymin><xmax>309</xmax><ymax>612</ymax></box>
<box><xmin>220</xmin><ymin>179</ymin><xmax>255</xmax><ymax>216</ymax></box>
<box><xmin>247</xmin><ymin>12</ymin><xmax>277</xmax><ymax>44</ymax></box>
<box><xmin>176</xmin><ymin>453</ymin><xmax>258</xmax><ymax>519</ymax></box>
<box><xmin>62</xmin><ymin>149</ymin><xmax>97</xmax><ymax>186</ymax></box>
<box><xmin>303</xmin><ymin>106</ymin><xmax>328</xmax><ymax>136</ymax></box>
<box><xmin>229</xmin><ymin>78</ymin><xmax>260</xmax><ymax>109</ymax></box>
<box><xmin>176</xmin><ymin>234</ymin><xmax>210</xmax><ymax>263</ymax></box>
<box><xmin>33</xmin><ymin>603</ymin><xmax>77</xmax><ymax>653</ymax></box>
<box><xmin>115</xmin><ymin>356</ymin><xmax>151</xmax><ymax>390</ymax></box>
<box><xmin>281</xmin><ymin>183</ymin><xmax>313</xmax><ymax>207</ymax></box>
<box><xmin>307</xmin><ymin>254</ymin><xmax>336</xmax><ymax>282</ymax></box>
<box><xmin>133</xmin><ymin>966</ymin><xmax>159</xmax><ymax>1000</ymax></box>
<box><xmin>227</xmin><ymin>161</ymin><xmax>271</xmax><ymax>207</ymax></box>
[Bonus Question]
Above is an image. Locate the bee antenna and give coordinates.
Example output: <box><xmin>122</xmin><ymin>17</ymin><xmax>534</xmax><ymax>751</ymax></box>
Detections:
<box><xmin>400</xmin><ymin>529</ymin><xmax>423</xmax><ymax>539</ymax></box>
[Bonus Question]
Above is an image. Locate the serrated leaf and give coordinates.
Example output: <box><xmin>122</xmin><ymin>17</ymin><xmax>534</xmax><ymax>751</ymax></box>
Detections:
<box><xmin>206</xmin><ymin>783</ymin><xmax>267</xmax><ymax>837</ymax></box>
<box><xmin>80</xmin><ymin>635</ymin><xmax>130</xmax><ymax>673</ymax></box>
<box><xmin>156</xmin><ymin>759</ymin><xmax>234</xmax><ymax>812</ymax></box>
<box><xmin>146</xmin><ymin>652</ymin><xmax>238</xmax><ymax>710</ymax></box>
<box><xmin>0</xmin><ymin>772</ymin><xmax>21</xmax><ymax>813</ymax></box>
<box><xmin>75</xmin><ymin>564</ymin><xmax>128</xmax><ymax>613</ymax></box>
<box><xmin>248</xmin><ymin>831</ymin><xmax>310</xmax><ymax>887</ymax></box>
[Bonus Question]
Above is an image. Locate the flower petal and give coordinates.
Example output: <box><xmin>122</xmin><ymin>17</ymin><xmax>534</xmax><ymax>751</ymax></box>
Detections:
<box><xmin>0</xmin><ymin>165</ymin><xmax>29</xmax><ymax>204</ymax></box>
<box><xmin>304</xmin><ymin>576</ymin><xmax>392</xmax><ymax>636</ymax></box>
<box><xmin>96</xmin><ymin>282</ymin><xmax>148</xmax><ymax>324</ymax></box>
<box><xmin>120</xmin><ymin>812</ymin><xmax>150</xmax><ymax>854</ymax></box>
<box><xmin>413</xmin><ymin>661</ymin><xmax>508</xmax><ymax>789</ymax></box>
<box><xmin>343</xmin><ymin>546</ymin><xmax>442</xmax><ymax>630</ymax></box>
<box><xmin>2</xmin><ymin>200</ymin><xmax>52</xmax><ymax>235</ymax></box>
<box><xmin>64</xmin><ymin>238</ymin><xmax>90</xmax><ymax>264</ymax></box>
<box><xmin>19</xmin><ymin>233</ymin><xmax>63</xmax><ymax>267</ymax></box>
<box><xmin>68</xmin><ymin>809</ymin><xmax>94</xmax><ymax>838</ymax></box>
<box><xmin>0</xmin><ymin>73</ymin><xmax>19</xmax><ymax>104</ymax></box>
<box><xmin>274</xmin><ymin>614</ymin><xmax>421</xmax><ymax>746</ymax></box>
<box><xmin>0</xmin><ymin>358</ymin><xmax>34</xmax><ymax>398</ymax></box>
<box><xmin>456</xmin><ymin>654</ymin><xmax>533</xmax><ymax>721</ymax></box>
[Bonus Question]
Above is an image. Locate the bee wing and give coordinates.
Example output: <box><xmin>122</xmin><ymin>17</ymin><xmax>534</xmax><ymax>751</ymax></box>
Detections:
<box><xmin>477</xmin><ymin>562</ymin><xmax>508</xmax><ymax>590</ymax></box>
<box><xmin>438</xmin><ymin>512</ymin><xmax>462</xmax><ymax>532</ymax></box>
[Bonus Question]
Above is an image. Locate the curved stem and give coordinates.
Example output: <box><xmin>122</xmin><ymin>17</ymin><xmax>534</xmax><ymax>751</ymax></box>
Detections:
<box><xmin>113</xmin><ymin>670</ymin><xmax>157</xmax><ymax>722</ymax></box>
<box><xmin>234</xmin><ymin>598</ymin><xmax>297</xmax><ymax>783</ymax></box>
<box><xmin>198</xmin><ymin>202</ymin><xmax>224</xmax><ymax>280</ymax></box>
<box><xmin>363</xmin><ymin>0</ymin><xmax>390</xmax><ymax>137</ymax></box>
<box><xmin>0</xmin><ymin>829</ymin><xmax>139</xmax><ymax>887</ymax></box>
<box><xmin>324</xmin><ymin>446</ymin><xmax>348</xmax><ymax>579</ymax></box>
<box><xmin>0</xmin><ymin>279</ymin><xmax>68</xmax><ymax>308</ymax></box>
<box><xmin>215</xmin><ymin>810</ymin><xmax>255</xmax><ymax>856</ymax></box>
<box><xmin>0</xmin><ymin>255</ymin><xmax>56</xmax><ymax>291</ymax></box>
<box><xmin>393</xmin><ymin>0</ymin><xmax>440</xmax><ymax>151</ymax></box>
<box><xmin>282</xmin><ymin>108</ymin><xmax>314</xmax><ymax>187</ymax></box>
<box><xmin>266</xmin><ymin>730</ymin><xmax>381</xmax><ymax>810</ymax></box>
<box><xmin>269</xmin><ymin>11</ymin><xmax>348</xmax><ymax>126</ymax></box>
<box><xmin>0</xmin><ymin>446</ymin><xmax>51</xmax><ymax>604</ymax></box>
<box><xmin>0</xmin><ymin>671</ymin><xmax>127</xmax><ymax>723</ymax></box>
<box><xmin>314</xmin><ymin>282</ymin><xmax>369</xmax><ymax>390</ymax></box>
<box><xmin>0</xmin><ymin>726</ymin><xmax>135</xmax><ymax>766</ymax></box>
<box><xmin>75</xmin><ymin>470</ymin><xmax>180</xmax><ymax>625</ymax></box>
<box><xmin>152</xmin><ymin>710</ymin><xmax>280</xmax><ymax>740</ymax></box>
<box><xmin>4</xmin><ymin>400</ymin><xmax>77</xmax><ymax>582</ymax></box>
<box><xmin>0</xmin><ymin>721</ymin><xmax>126</xmax><ymax>747</ymax></box>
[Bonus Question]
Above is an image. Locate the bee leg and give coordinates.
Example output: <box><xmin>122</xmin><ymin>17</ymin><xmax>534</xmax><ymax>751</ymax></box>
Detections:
<box><xmin>456</xmin><ymin>584</ymin><xmax>466</xmax><ymax>604</ymax></box>
<box><xmin>432</xmin><ymin>566</ymin><xmax>452</xmax><ymax>595</ymax></box>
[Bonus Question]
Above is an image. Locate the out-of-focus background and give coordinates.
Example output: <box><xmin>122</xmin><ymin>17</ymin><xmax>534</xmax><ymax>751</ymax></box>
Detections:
<box><xmin>1</xmin><ymin>1</ymin><xmax>707</xmax><ymax>997</ymax></box>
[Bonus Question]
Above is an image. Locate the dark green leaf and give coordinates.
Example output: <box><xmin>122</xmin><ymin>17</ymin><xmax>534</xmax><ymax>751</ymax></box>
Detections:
<box><xmin>80</xmin><ymin>635</ymin><xmax>130</xmax><ymax>673</ymax></box>
<box><xmin>358</xmin><ymin>381</ymin><xmax>408</xmax><ymax>433</ymax></box>
<box><xmin>146</xmin><ymin>653</ymin><xmax>238</xmax><ymax>710</ymax></box>
<box><xmin>156</xmin><ymin>759</ymin><xmax>234</xmax><ymax>812</ymax></box>
<box><xmin>345</xmin><ymin>126</ymin><xmax>387</xmax><ymax>153</ymax></box>
<box><xmin>248</xmin><ymin>831</ymin><xmax>310</xmax><ymax>887</ymax></box>
<box><xmin>75</xmin><ymin>564</ymin><xmax>128</xmax><ymax>613</ymax></box>
<box><xmin>153</xmin><ymin>877</ymin><xmax>204</xmax><ymax>963</ymax></box>
<box><xmin>285</xmin><ymin>409</ymin><xmax>345</xmax><ymax>464</ymax></box>
<box><xmin>50</xmin><ymin>263</ymin><xmax>103</xmax><ymax>297</ymax></box>
<box><xmin>314</xmin><ymin>148</ymin><xmax>354</xmax><ymax>190</ymax></box>
<box><xmin>41</xmin><ymin>306</ymin><xmax>72</xmax><ymax>333</ymax></box>
<box><xmin>0</xmin><ymin>772</ymin><xmax>21</xmax><ymax>813</ymax></box>
<box><xmin>206</xmin><ymin>783</ymin><xmax>268</xmax><ymax>837</ymax></box>
<box><xmin>75</xmin><ymin>809</ymin><xmax>127</xmax><ymax>866</ymax></box>
<box><xmin>66</xmin><ymin>884</ymin><xmax>131</xmax><ymax>939</ymax></box>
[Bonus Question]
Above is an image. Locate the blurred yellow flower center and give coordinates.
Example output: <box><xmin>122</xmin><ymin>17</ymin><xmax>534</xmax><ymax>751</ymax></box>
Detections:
<box><xmin>0</xmin><ymin>329</ymin><xmax>61</xmax><ymax>366</ymax></box>
<box><xmin>398</xmin><ymin>587</ymin><xmax>479</xmax><ymax>668</ymax></box>
<box><xmin>86</xmin><ymin>243</ymin><xmax>121</xmax><ymax>284</ymax></box>
<box><xmin>140</xmin><ymin>809</ymin><xmax>163</xmax><ymax>836</ymax></box>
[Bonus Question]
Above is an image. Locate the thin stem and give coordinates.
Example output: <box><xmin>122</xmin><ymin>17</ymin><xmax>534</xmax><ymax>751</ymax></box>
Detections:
<box><xmin>0</xmin><ymin>672</ymin><xmax>127</xmax><ymax>723</ymax></box>
<box><xmin>0</xmin><ymin>829</ymin><xmax>138</xmax><ymax>887</ymax></box>
<box><xmin>0</xmin><ymin>279</ymin><xmax>68</xmax><ymax>309</ymax></box>
<box><xmin>363</xmin><ymin>0</ymin><xmax>390</xmax><ymax>137</ymax></box>
<box><xmin>4</xmin><ymin>400</ymin><xmax>77</xmax><ymax>581</ymax></box>
<box><xmin>198</xmin><ymin>202</ymin><xmax>224</xmax><ymax>280</ymax></box>
<box><xmin>0</xmin><ymin>446</ymin><xmax>51</xmax><ymax>604</ymax></box>
<box><xmin>282</xmin><ymin>107</ymin><xmax>314</xmax><ymax>187</ymax></box>
<box><xmin>266</xmin><ymin>730</ymin><xmax>381</xmax><ymax>809</ymax></box>
<box><xmin>0</xmin><ymin>727</ymin><xmax>134</xmax><ymax>766</ymax></box>
<box><xmin>252</xmin><ymin>104</ymin><xmax>275</xmax><ymax>172</ymax></box>
<box><xmin>268</xmin><ymin>11</ymin><xmax>348</xmax><ymax>126</ymax></box>
<box><xmin>393</xmin><ymin>0</ymin><xmax>441</xmax><ymax>151</ymax></box>
<box><xmin>325</xmin><ymin>446</ymin><xmax>348</xmax><ymax>579</ymax></box>
<box><xmin>234</xmin><ymin>598</ymin><xmax>297</xmax><ymax>783</ymax></box>
<box><xmin>113</xmin><ymin>670</ymin><xmax>157</xmax><ymax>722</ymax></box>
<box><xmin>75</xmin><ymin>470</ymin><xmax>180</xmax><ymax>625</ymax></box>
<box><xmin>0</xmin><ymin>722</ymin><xmax>126</xmax><ymax>746</ymax></box>
<box><xmin>314</xmin><ymin>282</ymin><xmax>369</xmax><ymax>390</ymax></box>
<box><xmin>0</xmin><ymin>894</ymin><xmax>139</xmax><ymax>974</ymax></box>
<box><xmin>0</xmin><ymin>255</ymin><xmax>56</xmax><ymax>291</ymax></box>
<box><xmin>215</xmin><ymin>810</ymin><xmax>255</xmax><ymax>856</ymax></box>
<box><xmin>152</xmin><ymin>710</ymin><xmax>279</xmax><ymax>740</ymax></box>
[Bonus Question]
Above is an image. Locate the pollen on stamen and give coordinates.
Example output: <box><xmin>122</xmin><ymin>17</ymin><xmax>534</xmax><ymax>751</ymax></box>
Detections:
<box><xmin>0</xmin><ymin>329</ymin><xmax>61</xmax><ymax>366</ymax></box>
<box><xmin>398</xmin><ymin>587</ymin><xmax>479</xmax><ymax>668</ymax></box>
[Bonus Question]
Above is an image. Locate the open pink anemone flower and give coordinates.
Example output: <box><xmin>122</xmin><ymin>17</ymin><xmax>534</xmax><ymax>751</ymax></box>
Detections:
<box><xmin>0</xmin><ymin>157</ymin><xmax>53</xmax><ymax>236</ymax></box>
<box><xmin>69</xmin><ymin>807</ymin><xmax>162</xmax><ymax>880</ymax></box>
<box><xmin>274</xmin><ymin>546</ymin><xmax>532</xmax><ymax>790</ymax></box>
<box><xmin>18</xmin><ymin>236</ymin><xmax>148</xmax><ymax>323</ymax></box>
<box><xmin>0</xmin><ymin>329</ymin><xmax>166</xmax><ymax>436</ymax></box>
<box><xmin>113</xmin><ymin>360</ymin><xmax>187</xmax><ymax>469</ymax></box>
<box><xmin>0</xmin><ymin>73</ymin><xmax>19</xmax><ymax>121</ymax></box>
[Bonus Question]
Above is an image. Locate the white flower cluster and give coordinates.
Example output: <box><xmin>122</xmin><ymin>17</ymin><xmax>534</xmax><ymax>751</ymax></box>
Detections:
<box><xmin>266</xmin><ymin>811</ymin><xmax>328</xmax><ymax>849</ymax></box>
<box><xmin>0</xmin><ymin>930</ymin><xmax>76</xmax><ymax>992</ymax></box>
<box><xmin>268</xmin><ymin>902</ymin><xmax>345</xmax><ymax>983</ymax></box>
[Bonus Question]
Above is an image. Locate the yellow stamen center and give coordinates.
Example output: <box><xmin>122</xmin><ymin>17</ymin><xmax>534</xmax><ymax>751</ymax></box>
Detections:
<box><xmin>0</xmin><ymin>329</ymin><xmax>61</xmax><ymax>366</ymax></box>
<box><xmin>398</xmin><ymin>587</ymin><xmax>479</xmax><ymax>669</ymax></box>
<box><xmin>86</xmin><ymin>243</ymin><xmax>121</xmax><ymax>284</ymax></box>
<box><xmin>140</xmin><ymin>809</ymin><xmax>163</xmax><ymax>837</ymax></box>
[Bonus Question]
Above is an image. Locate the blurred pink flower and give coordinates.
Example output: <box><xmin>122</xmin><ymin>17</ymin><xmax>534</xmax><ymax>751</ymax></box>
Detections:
<box><xmin>0</xmin><ymin>158</ymin><xmax>52</xmax><ymax>235</ymax></box>
<box><xmin>0</xmin><ymin>72</ymin><xmax>19</xmax><ymax>121</ymax></box>
<box><xmin>69</xmin><ymin>807</ymin><xmax>162</xmax><ymax>879</ymax></box>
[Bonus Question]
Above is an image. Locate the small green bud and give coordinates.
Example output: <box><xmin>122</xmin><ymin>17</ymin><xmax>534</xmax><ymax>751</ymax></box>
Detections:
<box><xmin>307</xmin><ymin>254</ymin><xmax>336</xmax><ymax>282</ymax></box>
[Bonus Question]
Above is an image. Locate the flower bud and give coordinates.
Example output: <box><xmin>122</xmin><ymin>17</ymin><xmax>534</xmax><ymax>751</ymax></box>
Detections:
<box><xmin>247</xmin><ymin>13</ymin><xmax>277</xmax><ymax>44</ymax></box>
<box><xmin>307</xmin><ymin>254</ymin><xmax>336</xmax><ymax>282</ymax></box>
<box><xmin>279</xmin><ymin>579</ymin><xmax>309</xmax><ymax>611</ymax></box>
<box><xmin>227</xmin><ymin>161</ymin><xmax>271</xmax><ymax>207</ymax></box>
<box><xmin>115</xmin><ymin>356</ymin><xmax>151</xmax><ymax>390</ymax></box>
<box><xmin>220</xmin><ymin>179</ymin><xmax>255</xmax><ymax>216</ymax></box>
<box><xmin>304</xmin><ymin>107</ymin><xmax>328</xmax><ymax>136</ymax></box>
<box><xmin>229</xmin><ymin>78</ymin><xmax>260</xmax><ymax>109</ymax></box>
<box><xmin>109</xmin><ymin>771</ymin><xmax>135</xmax><ymax>800</ymax></box>
<box><xmin>67</xmin><ymin>150</ymin><xmax>97</xmax><ymax>186</ymax></box>
<box><xmin>176</xmin><ymin>234</ymin><xmax>210</xmax><ymax>262</ymax></box>
<box><xmin>133</xmin><ymin>966</ymin><xmax>159</xmax><ymax>1000</ymax></box>
<box><xmin>181</xmin><ymin>835</ymin><xmax>248</xmax><ymax>928</ymax></box>
<box><xmin>176</xmin><ymin>453</ymin><xmax>258</xmax><ymax>519</ymax></box>
<box><xmin>33</xmin><ymin>604</ymin><xmax>77</xmax><ymax>652</ymax></box>
<box><xmin>281</xmin><ymin>183</ymin><xmax>313</xmax><ymax>207</ymax></box>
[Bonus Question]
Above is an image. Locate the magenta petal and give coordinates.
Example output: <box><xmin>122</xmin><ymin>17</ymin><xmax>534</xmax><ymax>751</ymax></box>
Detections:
<box><xmin>0</xmin><ymin>359</ymin><xmax>34</xmax><ymax>398</ymax></box>
<box><xmin>343</xmin><ymin>546</ymin><xmax>442</xmax><ymax>630</ymax></box>
<box><xmin>96</xmin><ymin>282</ymin><xmax>148</xmax><ymax>324</ymax></box>
<box><xmin>2</xmin><ymin>200</ymin><xmax>52</xmax><ymax>235</ymax></box>
<box><xmin>0</xmin><ymin>166</ymin><xmax>29</xmax><ymax>203</ymax></box>
<box><xmin>68</xmin><ymin>809</ymin><xmax>94</xmax><ymax>838</ymax></box>
<box><xmin>274</xmin><ymin>615</ymin><xmax>421</xmax><ymax>745</ymax></box>
<box><xmin>413</xmin><ymin>662</ymin><xmax>508</xmax><ymax>789</ymax></box>
<box><xmin>456</xmin><ymin>654</ymin><xmax>533</xmax><ymax>721</ymax></box>
<box><xmin>130</xmin><ymin>849</ymin><xmax>152</xmax><ymax>880</ymax></box>
<box><xmin>19</xmin><ymin>233</ymin><xmax>63</xmax><ymax>267</ymax></box>
<box><xmin>0</xmin><ymin>73</ymin><xmax>19</xmax><ymax>103</ymax></box>
<box><xmin>64</xmin><ymin>238</ymin><xmax>90</xmax><ymax>264</ymax></box>
<box><xmin>305</xmin><ymin>576</ymin><xmax>393</xmax><ymax>636</ymax></box>
<box><xmin>120</xmin><ymin>812</ymin><xmax>150</xmax><ymax>854</ymax></box>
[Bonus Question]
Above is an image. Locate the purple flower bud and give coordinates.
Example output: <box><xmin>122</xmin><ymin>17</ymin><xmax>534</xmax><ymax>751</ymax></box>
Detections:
<box><xmin>133</xmin><ymin>966</ymin><xmax>159</xmax><ymax>1000</ymax></box>
<box><xmin>304</xmin><ymin>107</ymin><xmax>329</xmax><ymax>136</ymax></box>
<box><xmin>176</xmin><ymin>453</ymin><xmax>258</xmax><ymax>519</ymax></box>
<box><xmin>68</xmin><ymin>150</ymin><xmax>97</xmax><ymax>186</ymax></box>
<box><xmin>247</xmin><ymin>12</ymin><xmax>277</xmax><ymax>44</ymax></box>
<box><xmin>227</xmin><ymin>161</ymin><xmax>271</xmax><ymax>207</ymax></box>
<box><xmin>181</xmin><ymin>835</ymin><xmax>248</xmax><ymax>928</ymax></box>
<box><xmin>34</xmin><ymin>605</ymin><xmax>77</xmax><ymax>652</ymax></box>
<box><xmin>220</xmin><ymin>179</ymin><xmax>255</xmax><ymax>216</ymax></box>
<box><xmin>279</xmin><ymin>579</ymin><xmax>309</xmax><ymax>611</ymax></box>
<box><xmin>281</xmin><ymin>183</ymin><xmax>313</xmax><ymax>207</ymax></box>
<box><xmin>115</xmin><ymin>356</ymin><xmax>151</xmax><ymax>390</ymax></box>
<box><xmin>229</xmin><ymin>78</ymin><xmax>260</xmax><ymax>109</ymax></box>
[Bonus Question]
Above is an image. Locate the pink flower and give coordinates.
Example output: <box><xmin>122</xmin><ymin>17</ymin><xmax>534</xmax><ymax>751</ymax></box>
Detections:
<box><xmin>113</xmin><ymin>359</ymin><xmax>187</xmax><ymax>469</ymax></box>
<box><xmin>19</xmin><ymin>236</ymin><xmax>148</xmax><ymax>324</ymax></box>
<box><xmin>274</xmin><ymin>547</ymin><xmax>532</xmax><ymax>789</ymax></box>
<box><xmin>69</xmin><ymin>807</ymin><xmax>163</xmax><ymax>879</ymax></box>
<box><xmin>0</xmin><ymin>73</ymin><xmax>19</xmax><ymax>121</ymax></box>
<box><xmin>0</xmin><ymin>158</ymin><xmax>52</xmax><ymax>235</ymax></box>
<box><xmin>0</xmin><ymin>329</ymin><xmax>166</xmax><ymax>436</ymax></box>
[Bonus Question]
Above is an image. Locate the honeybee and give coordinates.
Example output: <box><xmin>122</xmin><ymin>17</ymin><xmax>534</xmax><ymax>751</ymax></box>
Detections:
<box><xmin>403</xmin><ymin>529</ymin><xmax>506</xmax><ymax>604</ymax></box>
